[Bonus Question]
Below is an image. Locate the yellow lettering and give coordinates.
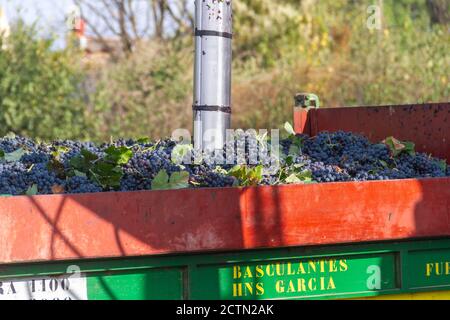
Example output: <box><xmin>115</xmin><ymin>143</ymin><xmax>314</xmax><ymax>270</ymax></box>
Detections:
<box><xmin>244</xmin><ymin>282</ymin><xmax>253</xmax><ymax>295</ymax></box>
<box><xmin>308</xmin><ymin>278</ymin><xmax>317</xmax><ymax>291</ymax></box>
<box><xmin>327</xmin><ymin>277</ymin><xmax>336</xmax><ymax>290</ymax></box>
<box><xmin>299</xmin><ymin>278</ymin><xmax>306</xmax><ymax>292</ymax></box>
<box><xmin>329</xmin><ymin>259</ymin><xmax>338</xmax><ymax>273</ymax></box>
<box><xmin>425</xmin><ymin>261</ymin><xmax>450</xmax><ymax>277</ymax></box>
<box><xmin>276</xmin><ymin>263</ymin><xmax>285</xmax><ymax>276</ymax></box>
<box><xmin>256</xmin><ymin>283</ymin><xmax>265</xmax><ymax>296</ymax></box>
<box><xmin>319</xmin><ymin>260</ymin><xmax>326</xmax><ymax>273</ymax></box>
<box><xmin>297</xmin><ymin>262</ymin><xmax>306</xmax><ymax>275</ymax></box>
<box><xmin>276</xmin><ymin>280</ymin><xmax>284</xmax><ymax>293</ymax></box>
<box><xmin>436</xmin><ymin>262</ymin><xmax>443</xmax><ymax>276</ymax></box>
<box><xmin>266</xmin><ymin>265</ymin><xmax>275</xmax><ymax>277</ymax></box>
<box><xmin>233</xmin><ymin>283</ymin><xmax>243</xmax><ymax>297</ymax></box>
<box><xmin>255</xmin><ymin>265</ymin><xmax>264</xmax><ymax>278</ymax></box>
<box><xmin>320</xmin><ymin>276</ymin><xmax>325</xmax><ymax>290</ymax></box>
<box><xmin>287</xmin><ymin>263</ymin><xmax>296</xmax><ymax>276</ymax></box>
<box><xmin>244</xmin><ymin>266</ymin><xmax>253</xmax><ymax>278</ymax></box>
<box><xmin>233</xmin><ymin>266</ymin><xmax>242</xmax><ymax>279</ymax></box>
<box><xmin>307</xmin><ymin>261</ymin><xmax>316</xmax><ymax>274</ymax></box>
<box><xmin>339</xmin><ymin>259</ymin><xmax>348</xmax><ymax>272</ymax></box>
<box><xmin>287</xmin><ymin>281</ymin><xmax>295</xmax><ymax>293</ymax></box>
<box><xmin>426</xmin><ymin>263</ymin><xmax>434</xmax><ymax>277</ymax></box>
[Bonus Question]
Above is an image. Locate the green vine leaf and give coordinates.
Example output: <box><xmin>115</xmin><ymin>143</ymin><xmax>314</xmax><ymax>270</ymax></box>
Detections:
<box><xmin>438</xmin><ymin>160</ymin><xmax>447</xmax><ymax>172</ymax></box>
<box><xmin>68</xmin><ymin>147</ymin><xmax>132</xmax><ymax>190</ymax></box>
<box><xmin>284</xmin><ymin>170</ymin><xmax>313</xmax><ymax>184</ymax></box>
<box><xmin>25</xmin><ymin>184</ymin><xmax>38</xmax><ymax>196</ymax></box>
<box><xmin>284</xmin><ymin>122</ymin><xmax>296</xmax><ymax>136</ymax></box>
<box><xmin>136</xmin><ymin>137</ymin><xmax>151</xmax><ymax>144</ymax></box>
<box><xmin>151</xmin><ymin>170</ymin><xmax>190</xmax><ymax>190</ymax></box>
<box><xmin>383</xmin><ymin>137</ymin><xmax>415</xmax><ymax>157</ymax></box>
<box><xmin>169</xmin><ymin>171</ymin><xmax>190</xmax><ymax>189</ymax></box>
<box><xmin>90</xmin><ymin>162</ymin><xmax>123</xmax><ymax>189</ymax></box>
<box><xmin>171</xmin><ymin>144</ymin><xmax>193</xmax><ymax>165</ymax></box>
<box><xmin>284</xmin><ymin>122</ymin><xmax>304</xmax><ymax>155</ymax></box>
<box><xmin>104</xmin><ymin>146</ymin><xmax>133</xmax><ymax>165</ymax></box>
<box><xmin>0</xmin><ymin>148</ymin><xmax>27</xmax><ymax>162</ymax></box>
<box><xmin>228</xmin><ymin>165</ymin><xmax>264</xmax><ymax>187</ymax></box>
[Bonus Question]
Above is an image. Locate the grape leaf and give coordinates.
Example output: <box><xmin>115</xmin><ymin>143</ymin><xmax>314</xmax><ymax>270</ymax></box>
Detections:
<box><xmin>69</xmin><ymin>155</ymin><xmax>88</xmax><ymax>172</ymax></box>
<box><xmin>151</xmin><ymin>170</ymin><xmax>190</xmax><ymax>190</ymax></box>
<box><xmin>74</xmin><ymin>170</ymin><xmax>87</xmax><ymax>178</ymax></box>
<box><xmin>438</xmin><ymin>160</ymin><xmax>447</xmax><ymax>171</ymax></box>
<box><xmin>283</xmin><ymin>122</ymin><xmax>304</xmax><ymax>155</ymax></box>
<box><xmin>104</xmin><ymin>146</ymin><xmax>133</xmax><ymax>165</ymax></box>
<box><xmin>284</xmin><ymin>170</ymin><xmax>313</xmax><ymax>184</ymax></box>
<box><xmin>169</xmin><ymin>171</ymin><xmax>190</xmax><ymax>189</ymax></box>
<box><xmin>136</xmin><ymin>137</ymin><xmax>151</xmax><ymax>144</ymax></box>
<box><xmin>228</xmin><ymin>165</ymin><xmax>264</xmax><ymax>187</ymax></box>
<box><xmin>51</xmin><ymin>146</ymin><xmax>70</xmax><ymax>160</ymax></box>
<box><xmin>70</xmin><ymin>149</ymin><xmax>98</xmax><ymax>172</ymax></box>
<box><xmin>285</xmin><ymin>174</ymin><xmax>302</xmax><ymax>184</ymax></box>
<box><xmin>80</xmin><ymin>149</ymin><xmax>99</xmax><ymax>162</ymax></box>
<box><xmin>284</xmin><ymin>122</ymin><xmax>296</xmax><ymax>136</ymax></box>
<box><xmin>288</xmin><ymin>144</ymin><xmax>300</xmax><ymax>156</ymax></box>
<box><xmin>90</xmin><ymin>162</ymin><xmax>123</xmax><ymax>188</ymax></box>
<box><xmin>171</xmin><ymin>144</ymin><xmax>193</xmax><ymax>165</ymax></box>
<box><xmin>151</xmin><ymin>170</ymin><xmax>170</xmax><ymax>190</ymax></box>
<box><xmin>26</xmin><ymin>184</ymin><xmax>38</xmax><ymax>196</ymax></box>
<box><xmin>1</xmin><ymin>148</ymin><xmax>26</xmax><ymax>162</ymax></box>
<box><xmin>383</xmin><ymin>137</ymin><xmax>415</xmax><ymax>157</ymax></box>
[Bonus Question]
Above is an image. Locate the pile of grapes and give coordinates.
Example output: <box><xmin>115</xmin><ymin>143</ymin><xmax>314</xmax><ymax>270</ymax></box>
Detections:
<box><xmin>0</xmin><ymin>129</ymin><xmax>448</xmax><ymax>196</ymax></box>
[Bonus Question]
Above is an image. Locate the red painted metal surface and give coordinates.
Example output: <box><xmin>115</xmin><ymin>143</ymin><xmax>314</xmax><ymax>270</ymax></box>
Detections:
<box><xmin>294</xmin><ymin>103</ymin><xmax>450</xmax><ymax>161</ymax></box>
<box><xmin>293</xmin><ymin>108</ymin><xmax>311</xmax><ymax>134</ymax></box>
<box><xmin>0</xmin><ymin>177</ymin><xmax>449</xmax><ymax>264</ymax></box>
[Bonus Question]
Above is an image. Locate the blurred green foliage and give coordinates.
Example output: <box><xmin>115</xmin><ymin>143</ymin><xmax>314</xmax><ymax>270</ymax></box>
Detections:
<box><xmin>0</xmin><ymin>1</ymin><xmax>448</xmax><ymax>141</ymax></box>
<box><xmin>0</xmin><ymin>20</ymin><xmax>88</xmax><ymax>140</ymax></box>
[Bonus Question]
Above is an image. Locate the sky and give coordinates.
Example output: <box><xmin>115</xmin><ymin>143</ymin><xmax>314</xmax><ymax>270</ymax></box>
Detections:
<box><xmin>1</xmin><ymin>0</ymin><xmax>191</xmax><ymax>48</ymax></box>
<box><xmin>2</xmin><ymin>0</ymin><xmax>75</xmax><ymax>47</ymax></box>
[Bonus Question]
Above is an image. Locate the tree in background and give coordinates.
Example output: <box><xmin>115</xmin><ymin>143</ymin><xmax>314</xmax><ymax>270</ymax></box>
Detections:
<box><xmin>0</xmin><ymin>20</ymin><xmax>88</xmax><ymax>140</ymax></box>
<box><xmin>73</xmin><ymin>0</ymin><xmax>193</xmax><ymax>56</ymax></box>
<box><xmin>426</xmin><ymin>0</ymin><xmax>449</xmax><ymax>25</ymax></box>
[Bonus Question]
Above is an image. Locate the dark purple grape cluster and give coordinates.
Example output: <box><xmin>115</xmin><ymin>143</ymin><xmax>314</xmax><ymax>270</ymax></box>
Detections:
<box><xmin>0</xmin><ymin>131</ymin><xmax>448</xmax><ymax>196</ymax></box>
<box><xmin>295</xmin><ymin>131</ymin><xmax>447</xmax><ymax>182</ymax></box>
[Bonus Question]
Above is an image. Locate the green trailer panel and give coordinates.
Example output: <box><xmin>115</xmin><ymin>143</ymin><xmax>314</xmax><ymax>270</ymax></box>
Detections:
<box><xmin>0</xmin><ymin>239</ymin><xmax>449</xmax><ymax>300</ymax></box>
<box><xmin>87</xmin><ymin>268</ymin><xmax>185</xmax><ymax>300</ymax></box>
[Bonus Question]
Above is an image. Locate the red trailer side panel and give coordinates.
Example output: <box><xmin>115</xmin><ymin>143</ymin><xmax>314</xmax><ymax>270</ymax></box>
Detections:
<box><xmin>0</xmin><ymin>177</ymin><xmax>448</xmax><ymax>264</ymax></box>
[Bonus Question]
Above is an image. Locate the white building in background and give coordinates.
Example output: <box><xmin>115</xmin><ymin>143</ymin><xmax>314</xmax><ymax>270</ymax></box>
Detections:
<box><xmin>0</xmin><ymin>5</ymin><xmax>10</xmax><ymax>45</ymax></box>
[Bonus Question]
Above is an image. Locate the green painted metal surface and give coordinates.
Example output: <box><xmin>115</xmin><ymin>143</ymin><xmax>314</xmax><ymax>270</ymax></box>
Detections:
<box><xmin>0</xmin><ymin>239</ymin><xmax>449</xmax><ymax>300</ymax></box>
<box><xmin>87</xmin><ymin>268</ymin><xmax>184</xmax><ymax>300</ymax></box>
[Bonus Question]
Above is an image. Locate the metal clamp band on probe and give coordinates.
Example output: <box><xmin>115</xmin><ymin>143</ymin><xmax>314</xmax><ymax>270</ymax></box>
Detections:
<box><xmin>195</xmin><ymin>29</ymin><xmax>233</xmax><ymax>39</ymax></box>
<box><xmin>193</xmin><ymin>105</ymin><xmax>232</xmax><ymax>114</ymax></box>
